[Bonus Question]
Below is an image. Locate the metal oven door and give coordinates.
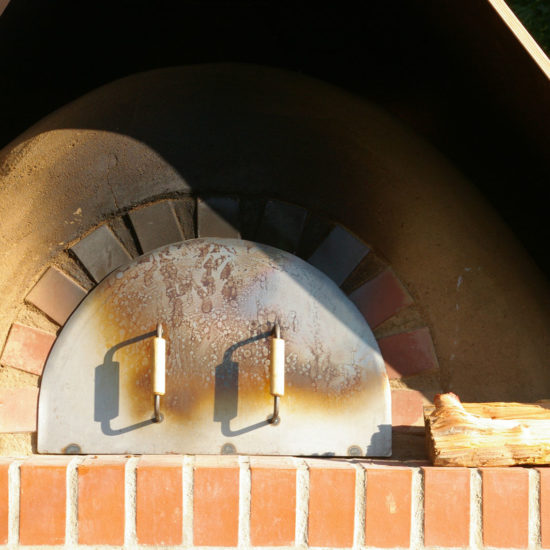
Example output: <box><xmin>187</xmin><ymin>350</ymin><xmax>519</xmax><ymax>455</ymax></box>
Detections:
<box><xmin>38</xmin><ymin>238</ymin><xmax>391</xmax><ymax>456</ymax></box>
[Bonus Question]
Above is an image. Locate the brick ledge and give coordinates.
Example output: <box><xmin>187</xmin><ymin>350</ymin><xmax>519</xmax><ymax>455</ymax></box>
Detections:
<box><xmin>0</xmin><ymin>456</ymin><xmax>548</xmax><ymax>548</ymax></box>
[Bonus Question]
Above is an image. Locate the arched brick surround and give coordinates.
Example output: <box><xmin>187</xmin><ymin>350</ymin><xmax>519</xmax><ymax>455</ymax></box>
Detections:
<box><xmin>0</xmin><ymin>196</ymin><xmax>440</xmax><ymax>455</ymax></box>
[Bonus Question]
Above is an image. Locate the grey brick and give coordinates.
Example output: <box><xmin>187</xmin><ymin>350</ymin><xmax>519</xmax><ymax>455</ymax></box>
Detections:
<box><xmin>256</xmin><ymin>200</ymin><xmax>307</xmax><ymax>253</ymax></box>
<box><xmin>297</xmin><ymin>213</ymin><xmax>333</xmax><ymax>259</ymax></box>
<box><xmin>71</xmin><ymin>225</ymin><xmax>132</xmax><ymax>282</ymax></box>
<box><xmin>197</xmin><ymin>196</ymin><xmax>240</xmax><ymax>238</ymax></box>
<box><xmin>129</xmin><ymin>201</ymin><xmax>185</xmax><ymax>253</ymax></box>
<box><xmin>109</xmin><ymin>216</ymin><xmax>141</xmax><ymax>258</ymax></box>
<box><xmin>173</xmin><ymin>197</ymin><xmax>197</xmax><ymax>239</ymax></box>
<box><xmin>308</xmin><ymin>225</ymin><xmax>370</xmax><ymax>286</ymax></box>
<box><xmin>26</xmin><ymin>267</ymin><xmax>87</xmax><ymax>325</ymax></box>
<box><xmin>239</xmin><ymin>197</ymin><xmax>265</xmax><ymax>241</ymax></box>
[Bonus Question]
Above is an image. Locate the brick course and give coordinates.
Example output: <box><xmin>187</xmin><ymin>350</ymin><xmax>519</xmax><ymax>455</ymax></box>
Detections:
<box><xmin>391</xmin><ymin>388</ymin><xmax>426</xmax><ymax>426</ymax></box>
<box><xmin>364</xmin><ymin>466</ymin><xmax>412</xmax><ymax>548</ymax></box>
<box><xmin>0</xmin><ymin>460</ymin><xmax>8</xmax><ymax>544</ymax></box>
<box><xmin>137</xmin><ymin>456</ymin><xmax>183</xmax><ymax>546</ymax></box>
<box><xmin>349</xmin><ymin>268</ymin><xmax>413</xmax><ymax>328</ymax></box>
<box><xmin>423</xmin><ymin>467</ymin><xmax>470</xmax><ymax>547</ymax></box>
<box><xmin>539</xmin><ymin>468</ymin><xmax>550</xmax><ymax>549</ymax></box>
<box><xmin>378</xmin><ymin>327</ymin><xmax>438</xmax><ymax>379</ymax></box>
<box><xmin>193</xmin><ymin>464</ymin><xmax>239</xmax><ymax>546</ymax></box>
<box><xmin>308</xmin><ymin>462</ymin><xmax>356</xmax><ymax>548</ymax></box>
<box><xmin>0</xmin><ymin>387</ymin><xmax>39</xmax><ymax>433</ymax></box>
<box><xmin>25</xmin><ymin>267</ymin><xmax>87</xmax><ymax>325</ymax></box>
<box><xmin>78</xmin><ymin>456</ymin><xmax>126</xmax><ymax>545</ymax></box>
<box><xmin>19</xmin><ymin>456</ymin><xmax>71</xmax><ymax>545</ymax></box>
<box><xmin>0</xmin><ymin>323</ymin><xmax>55</xmax><ymax>376</ymax></box>
<box><xmin>250</xmin><ymin>460</ymin><xmax>296</xmax><ymax>546</ymax></box>
<box><xmin>482</xmin><ymin>467</ymin><xmax>529</xmax><ymax>548</ymax></box>
<box><xmin>0</xmin><ymin>457</ymin><xmax>545</xmax><ymax>548</ymax></box>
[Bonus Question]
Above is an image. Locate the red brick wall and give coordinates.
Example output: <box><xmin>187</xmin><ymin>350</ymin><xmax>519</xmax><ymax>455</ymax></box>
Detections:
<box><xmin>0</xmin><ymin>455</ymin><xmax>546</xmax><ymax>548</ymax></box>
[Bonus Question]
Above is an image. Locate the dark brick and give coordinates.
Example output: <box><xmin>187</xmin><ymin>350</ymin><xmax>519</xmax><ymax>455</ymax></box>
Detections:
<box><xmin>26</xmin><ymin>267</ymin><xmax>87</xmax><ymax>325</ymax></box>
<box><xmin>256</xmin><ymin>200</ymin><xmax>307</xmax><ymax>253</ymax></box>
<box><xmin>308</xmin><ymin>225</ymin><xmax>369</xmax><ymax>286</ymax></box>
<box><xmin>71</xmin><ymin>224</ymin><xmax>131</xmax><ymax>282</ymax></box>
<box><xmin>197</xmin><ymin>197</ymin><xmax>240</xmax><ymax>238</ymax></box>
<box><xmin>129</xmin><ymin>201</ymin><xmax>184</xmax><ymax>253</ymax></box>
<box><xmin>173</xmin><ymin>197</ymin><xmax>197</xmax><ymax>239</ymax></box>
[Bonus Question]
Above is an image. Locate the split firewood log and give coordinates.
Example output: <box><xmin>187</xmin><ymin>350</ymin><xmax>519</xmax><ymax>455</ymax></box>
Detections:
<box><xmin>424</xmin><ymin>392</ymin><xmax>550</xmax><ymax>467</ymax></box>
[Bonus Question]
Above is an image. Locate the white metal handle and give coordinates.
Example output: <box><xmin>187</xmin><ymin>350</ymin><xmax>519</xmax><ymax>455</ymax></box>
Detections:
<box><xmin>268</xmin><ymin>324</ymin><xmax>284</xmax><ymax>425</ymax></box>
<box><xmin>152</xmin><ymin>323</ymin><xmax>165</xmax><ymax>422</ymax></box>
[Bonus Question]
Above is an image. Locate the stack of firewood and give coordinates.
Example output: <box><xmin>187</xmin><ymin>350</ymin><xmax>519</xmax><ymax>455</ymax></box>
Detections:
<box><xmin>424</xmin><ymin>392</ymin><xmax>550</xmax><ymax>466</ymax></box>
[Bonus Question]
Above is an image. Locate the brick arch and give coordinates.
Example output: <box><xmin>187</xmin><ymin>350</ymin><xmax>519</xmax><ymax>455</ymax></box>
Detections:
<box><xmin>0</xmin><ymin>196</ymin><xmax>440</xmax><ymax>456</ymax></box>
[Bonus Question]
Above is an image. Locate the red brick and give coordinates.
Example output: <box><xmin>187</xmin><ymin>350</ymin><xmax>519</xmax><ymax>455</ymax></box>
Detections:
<box><xmin>137</xmin><ymin>456</ymin><xmax>182</xmax><ymax>546</ymax></box>
<box><xmin>19</xmin><ymin>456</ymin><xmax>71</xmax><ymax>545</ymax></box>
<box><xmin>193</xmin><ymin>466</ymin><xmax>239</xmax><ymax>546</ymax></box>
<box><xmin>423</xmin><ymin>467</ymin><xmax>470</xmax><ymax>547</ymax></box>
<box><xmin>378</xmin><ymin>327</ymin><xmax>438</xmax><ymax>379</ymax></box>
<box><xmin>0</xmin><ymin>387</ymin><xmax>39</xmax><ymax>432</ymax></box>
<box><xmin>308</xmin><ymin>464</ymin><xmax>355</xmax><ymax>547</ymax></box>
<box><xmin>365</xmin><ymin>467</ymin><xmax>412</xmax><ymax>548</ymax></box>
<box><xmin>78</xmin><ymin>457</ymin><xmax>126</xmax><ymax>545</ymax></box>
<box><xmin>538</xmin><ymin>468</ymin><xmax>550</xmax><ymax>548</ymax></box>
<box><xmin>25</xmin><ymin>266</ymin><xmax>87</xmax><ymax>325</ymax></box>
<box><xmin>250</xmin><ymin>461</ymin><xmax>296</xmax><ymax>546</ymax></box>
<box><xmin>0</xmin><ymin>323</ymin><xmax>55</xmax><ymax>376</ymax></box>
<box><xmin>349</xmin><ymin>268</ymin><xmax>413</xmax><ymax>328</ymax></box>
<box><xmin>391</xmin><ymin>389</ymin><xmax>425</xmax><ymax>426</ymax></box>
<box><xmin>0</xmin><ymin>460</ymin><xmax>10</xmax><ymax>544</ymax></box>
<box><xmin>482</xmin><ymin>468</ymin><xmax>529</xmax><ymax>548</ymax></box>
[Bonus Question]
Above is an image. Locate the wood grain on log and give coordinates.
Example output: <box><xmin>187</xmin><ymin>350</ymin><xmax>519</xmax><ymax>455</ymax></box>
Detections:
<box><xmin>424</xmin><ymin>393</ymin><xmax>550</xmax><ymax>467</ymax></box>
